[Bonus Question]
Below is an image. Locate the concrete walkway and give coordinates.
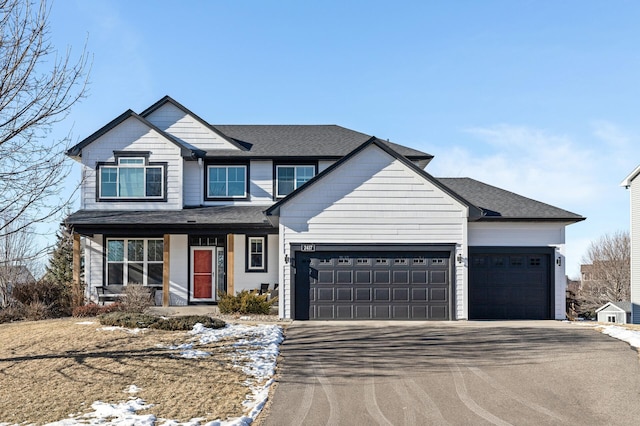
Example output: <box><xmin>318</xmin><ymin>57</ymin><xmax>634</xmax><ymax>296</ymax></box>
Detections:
<box><xmin>258</xmin><ymin>321</ymin><xmax>640</xmax><ymax>425</ymax></box>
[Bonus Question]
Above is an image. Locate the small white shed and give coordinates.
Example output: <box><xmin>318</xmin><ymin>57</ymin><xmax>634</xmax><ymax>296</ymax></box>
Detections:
<box><xmin>596</xmin><ymin>301</ymin><xmax>632</xmax><ymax>324</ymax></box>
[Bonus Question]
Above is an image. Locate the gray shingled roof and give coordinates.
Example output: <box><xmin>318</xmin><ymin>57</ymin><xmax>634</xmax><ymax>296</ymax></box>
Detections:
<box><xmin>212</xmin><ymin>124</ymin><xmax>432</xmax><ymax>160</ymax></box>
<box><xmin>67</xmin><ymin>206</ymin><xmax>275</xmax><ymax>233</ymax></box>
<box><xmin>610</xmin><ymin>301</ymin><xmax>632</xmax><ymax>313</ymax></box>
<box><xmin>437</xmin><ymin>177</ymin><xmax>585</xmax><ymax>221</ymax></box>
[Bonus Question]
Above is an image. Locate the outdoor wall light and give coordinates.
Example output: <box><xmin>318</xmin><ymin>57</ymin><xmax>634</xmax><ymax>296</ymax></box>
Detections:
<box><xmin>284</xmin><ymin>254</ymin><xmax>290</xmax><ymax>264</ymax></box>
<box><xmin>456</xmin><ymin>254</ymin><xmax>463</xmax><ymax>264</ymax></box>
<box><xmin>556</xmin><ymin>257</ymin><xmax>562</xmax><ymax>266</ymax></box>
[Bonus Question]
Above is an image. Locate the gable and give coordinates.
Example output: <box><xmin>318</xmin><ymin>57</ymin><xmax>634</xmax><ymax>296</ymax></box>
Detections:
<box><xmin>144</xmin><ymin>101</ymin><xmax>241</xmax><ymax>152</ymax></box>
<box><xmin>596</xmin><ymin>302</ymin><xmax>630</xmax><ymax>313</ymax></box>
<box><xmin>67</xmin><ymin>109</ymin><xmax>205</xmax><ymax>160</ymax></box>
<box><xmin>278</xmin><ymin>143</ymin><xmax>469</xmax><ymax>239</ymax></box>
<box><xmin>81</xmin><ymin>116</ymin><xmax>181</xmax><ymax>167</ymax></box>
<box><xmin>621</xmin><ymin>164</ymin><xmax>640</xmax><ymax>187</ymax></box>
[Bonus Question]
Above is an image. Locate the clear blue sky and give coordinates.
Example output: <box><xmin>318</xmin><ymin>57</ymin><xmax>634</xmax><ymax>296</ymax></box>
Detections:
<box><xmin>46</xmin><ymin>0</ymin><xmax>640</xmax><ymax>277</ymax></box>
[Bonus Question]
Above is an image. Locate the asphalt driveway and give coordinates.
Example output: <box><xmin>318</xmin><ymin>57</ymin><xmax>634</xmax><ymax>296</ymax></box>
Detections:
<box><xmin>258</xmin><ymin>321</ymin><xmax>640</xmax><ymax>425</ymax></box>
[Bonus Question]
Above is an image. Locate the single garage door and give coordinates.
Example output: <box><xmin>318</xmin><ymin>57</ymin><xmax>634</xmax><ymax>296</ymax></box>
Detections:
<box><xmin>294</xmin><ymin>251</ymin><xmax>452</xmax><ymax>320</ymax></box>
<box><xmin>469</xmin><ymin>248</ymin><xmax>553</xmax><ymax>320</ymax></box>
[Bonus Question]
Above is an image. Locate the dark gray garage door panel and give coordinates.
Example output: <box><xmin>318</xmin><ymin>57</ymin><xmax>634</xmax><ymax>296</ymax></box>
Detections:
<box><xmin>296</xmin><ymin>251</ymin><xmax>451</xmax><ymax>320</ymax></box>
<box><xmin>469</xmin><ymin>249</ymin><xmax>552</xmax><ymax>320</ymax></box>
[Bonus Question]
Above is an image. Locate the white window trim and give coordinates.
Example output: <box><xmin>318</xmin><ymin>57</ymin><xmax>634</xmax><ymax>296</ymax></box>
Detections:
<box><xmin>206</xmin><ymin>165</ymin><xmax>247</xmax><ymax>199</ymax></box>
<box><xmin>275</xmin><ymin>165</ymin><xmax>316</xmax><ymax>198</ymax></box>
<box><xmin>247</xmin><ymin>236</ymin><xmax>266</xmax><ymax>272</ymax></box>
<box><xmin>99</xmin><ymin>157</ymin><xmax>165</xmax><ymax>200</ymax></box>
<box><xmin>106</xmin><ymin>238</ymin><xmax>164</xmax><ymax>286</ymax></box>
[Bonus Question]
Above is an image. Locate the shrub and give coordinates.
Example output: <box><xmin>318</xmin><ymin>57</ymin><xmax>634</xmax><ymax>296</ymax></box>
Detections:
<box><xmin>73</xmin><ymin>302</ymin><xmax>125</xmax><ymax>318</ymax></box>
<box><xmin>24</xmin><ymin>301</ymin><xmax>50</xmax><ymax>321</ymax></box>
<box><xmin>0</xmin><ymin>303</ymin><xmax>25</xmax><ymax>323</ymax></box>
<box><xmin>218</xmin><ymin>290</ymin><xmax>272</xmax><ymax>315</ymax></box>
<box><xmin>99</xmin><ymin>311</ymin><xmax>160</xmax><ymax>328</ymax></box>
<box><xmin>120</xmin><ymin>285</ymin><xmax>153</xmax><ymax>313</ymax></box>
<box><xmin>99</xmin><ymin>312</ymin><xmax>226</xmax><ymax>331</ymax></box>
<box><xmin>72</xmin><ymin>303</ymin><xmax>101</xmax><ymax>317</ymax></box>
<box><xmin>11</xmin><ymin>280</ymin><xmax>71</xmax><ymax>318</ymax></box>
<box><xmin>150</xmin><ymin>315</ymin><xmax>225</xmax><ymax>331</ymax></box>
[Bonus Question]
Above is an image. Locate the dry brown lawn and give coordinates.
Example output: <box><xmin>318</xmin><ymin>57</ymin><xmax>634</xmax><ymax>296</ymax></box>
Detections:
<box><xmin>0</xmin><ymin>317</ymin><xmax>252</xmax><ymax>424</ymax></box>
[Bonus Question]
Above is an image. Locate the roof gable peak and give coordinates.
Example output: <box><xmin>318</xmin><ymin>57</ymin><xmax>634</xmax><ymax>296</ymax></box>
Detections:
<box><xmin>140</xmin><ymin>95</ymin><xmax>246</xmax><ymax>151</ymax></box>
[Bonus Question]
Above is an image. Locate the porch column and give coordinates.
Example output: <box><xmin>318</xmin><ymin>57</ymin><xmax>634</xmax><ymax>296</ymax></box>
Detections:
<box><xmin>163</xmin><ymin>234</ymin><xmax>170</xmax><ymax>307</ymax></box>
<box><xmin>72</xmin><ymin>232</ymin><xmax>82</xmax><ymax>306</ymax></box>
<box><xmin>227</xmin><ymin>234</ymin><xmax>234</xmax><ymax>295</ymax></box>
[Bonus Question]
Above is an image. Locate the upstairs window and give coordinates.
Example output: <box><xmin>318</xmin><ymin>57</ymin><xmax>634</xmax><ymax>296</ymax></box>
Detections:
<box><xmin>276</xmin><ymin>165</ymin><xmax>315</xmax><ymax>197</ymax></box>
<box><xmin>207</xmin><ymin>165</ymin><xmax>247</xmax><ymax>199</ymax></box>
<box><xmin>99</xmin><ymin>157</ymin><xmax>165</xmax><ymax>200</ymax></box>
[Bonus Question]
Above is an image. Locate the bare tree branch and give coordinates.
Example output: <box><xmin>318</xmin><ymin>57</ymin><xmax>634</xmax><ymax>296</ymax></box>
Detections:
<box><xmin>578</xmin><ymin>230</ymin><xmax>630</xmax><ymax>316</ymax></box>
<box><xmin>0</xmin><ymin>0</ymin><xmax>90</xmax><ymax>241</ymax></box>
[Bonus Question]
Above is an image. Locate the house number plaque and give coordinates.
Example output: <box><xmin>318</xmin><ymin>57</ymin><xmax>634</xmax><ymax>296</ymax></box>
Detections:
<box><xmin>301</xmin><ymin>244</ymin><xmax>316</xmax><ymax>252</ymax></box>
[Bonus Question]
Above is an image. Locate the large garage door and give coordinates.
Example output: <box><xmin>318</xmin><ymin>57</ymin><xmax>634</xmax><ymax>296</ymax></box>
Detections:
<box><xmin>469</xmin><ymin>248</ymin><xmax>553</xmax><ymax>320</ymax></box>
<box><xmin>294</xmin><ymin>251</ymin><xmax>452</xmax><ymax>320</ymax></box>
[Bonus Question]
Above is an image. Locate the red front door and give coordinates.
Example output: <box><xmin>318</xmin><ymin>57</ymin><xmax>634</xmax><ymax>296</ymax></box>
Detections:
<box><xmin>192</xmin><ymin>248</ymin><xmax>214</xmax><ymax>300</ymax></box>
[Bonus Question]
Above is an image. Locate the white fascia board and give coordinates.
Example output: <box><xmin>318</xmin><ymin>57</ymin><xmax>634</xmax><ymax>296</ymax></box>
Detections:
<box><xmin>621</xmin><ymin>164</ymin><xmax>640</xmax><ymax>187</ymax></box>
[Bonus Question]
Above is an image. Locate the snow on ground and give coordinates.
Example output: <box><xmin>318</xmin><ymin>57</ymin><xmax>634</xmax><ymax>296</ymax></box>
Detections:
<box><xmin>568</xmin><ymin>320</ymin><xmax>640</xmax><ymax>350</ymax></box>
<box><xmin>3</xmin><ymin>323</ymin><xmax>283</xmax><ymax>426</ymax></box>
<box><xmin>599</xmin><ymin>325</ymin><xmax>640</xmax><ymax>349</ymax></box>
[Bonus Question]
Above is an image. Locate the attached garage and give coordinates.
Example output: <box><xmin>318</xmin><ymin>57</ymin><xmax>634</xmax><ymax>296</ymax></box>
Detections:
<box><xmin>293</xmin><ymin>246</ymin><xmax>454</xmax><ymax>320</ymax></box>
<box><xmin>468</xmin><ymin>247</ymin><xmax>554</xmax><ymax>320</ymax></box>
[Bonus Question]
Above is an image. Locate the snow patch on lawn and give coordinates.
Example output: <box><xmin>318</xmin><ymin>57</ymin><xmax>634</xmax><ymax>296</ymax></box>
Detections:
<box><xmin>15</xmin><ymin>323</ymin><xmax>283</xmax><ymax>426</ymax></box>
<box><xmin>99</xmin><ymin>326</ymin><xmax>145</xmax><ymax>334</ymax></box>
<box><xmin>75</xmin><ymin>321</ymin><xmax>96</xmax><ymax>325</ymax></box>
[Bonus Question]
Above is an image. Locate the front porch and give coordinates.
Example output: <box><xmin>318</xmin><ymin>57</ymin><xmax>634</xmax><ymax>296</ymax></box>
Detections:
<box><xmin>67</xmin><ymin>206</ymin><xmax>279</xmax><ymax>307</ymax></box>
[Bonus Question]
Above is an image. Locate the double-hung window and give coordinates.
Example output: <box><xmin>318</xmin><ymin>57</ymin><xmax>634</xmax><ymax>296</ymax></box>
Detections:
<box><xmin>246</xmin><ymin>236</ymin><xmax>267</xmax><ymax>272</ymax></box>
<box><xmin>99</xmin><ymin>157</ymin><xmax>164</xmax><ymax>199</ymax></box>
<box><xmin>207</xmin><ymin>165</ymin><xmax>247</xmax><ymax>199</ymax></box>
<box><xmin>276</xmin><ymin>165</ymin><xmax>315</xmax><ymax>197</ymax></box>
<box><xmin>106</xmin><ymin>238</ymin><xmax>164</xmax><ymax>285</ymax></box>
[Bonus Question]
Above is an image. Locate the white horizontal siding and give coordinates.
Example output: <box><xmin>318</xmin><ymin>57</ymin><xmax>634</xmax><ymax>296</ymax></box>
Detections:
<box><xmin>81</xmin><ymin>117</ymin><xmax>183</xmax><ymax>210</ymax></box>
<box><xmin>468</xmin><ymin>222</ymin><xmax>565</xmax><ymax>246</ymax></box>
<box><xmin>183</xmin><ymin>161</ymin><xmax>202</xmax><ymax>206</ymax></box>
<box><xmin>278</xmin><ymin>144</ymin><xmax>468</xmax><ymax>319</ymax></box>
<box><xmin>145</xmin><ymin>103</ymin><xmax>239</xmax><ymax>152</ymax></box>
<box><xmin>169</xmin><ymin>235</ymin><xmax>189</xmax><ymax>306</ymax></box>
<box><xmin>631</xmin><ymin>182</ymin><xmax>640</xmax><ymax>323</ymax></box>
<box><xmin>318</xmin><ymin>160</ymin><xmax>335</xmax><ymax>173</ymax></box>
<box><xmin>233</xmin><ymin>234</ymin><xmax>279</xmax><ymax>294</ymax></box>
<box><xmin>250</xmin><ymin>161</ymin><xmax>274</xmax><ymax>204</ymax></box>
<box><xmin>84</xmin><ymin>234</ymin><xmax>104</xmax><ymax>302</ymax></box>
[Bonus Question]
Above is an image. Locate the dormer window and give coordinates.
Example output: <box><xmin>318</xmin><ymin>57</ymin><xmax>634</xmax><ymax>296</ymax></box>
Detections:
<box><xmin>98</xmin><ymin>154</ymin><xmax>166</xmax><ymax>200</ymax></box>
<box><xmin>276</xmin><ymin>165</ymin><xmax>315</xmax><ymax>198</ymax></box>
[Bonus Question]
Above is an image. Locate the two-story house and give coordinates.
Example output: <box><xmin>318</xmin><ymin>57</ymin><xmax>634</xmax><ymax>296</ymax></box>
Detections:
<box><xmin>66</xmin><ymin>96</ymin><xmax>584</xmax><ymax>320</ymax></box>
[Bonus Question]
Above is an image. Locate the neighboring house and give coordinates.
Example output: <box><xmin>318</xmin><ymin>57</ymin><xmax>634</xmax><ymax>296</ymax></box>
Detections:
<box><xmin>66</xmin><ymin>96</ymin><xmax>585</xmax><ymax>320</ymax></box>
<box><xmin>596</xmin><ymin>301</ymin><xmax>631</xmax><ymax>324</ymax></box>
<box><xmin>622</xmin><ymin>167</ymin><xmax>640</xmax><ymax>324</ymax></box>
<box><xmin>0</xmin><ymin>265</ymin><xmax>36</xmax><ymax>305</ymax></box>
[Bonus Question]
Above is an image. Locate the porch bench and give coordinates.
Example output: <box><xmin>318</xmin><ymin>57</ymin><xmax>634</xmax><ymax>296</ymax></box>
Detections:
<box><xmin>96</xmin><ymin>285</ymin><xmax>163</xmax><ymax>305</ymax></box>
<box><xmin>96</xmin><ymin>285</ymin><xmax>124</xmax><ymax>305</ymax></box>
